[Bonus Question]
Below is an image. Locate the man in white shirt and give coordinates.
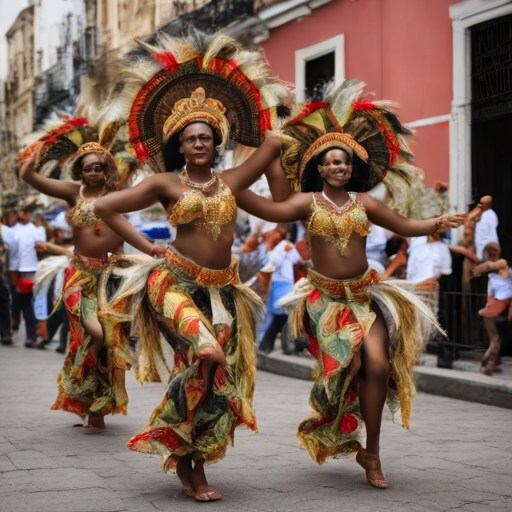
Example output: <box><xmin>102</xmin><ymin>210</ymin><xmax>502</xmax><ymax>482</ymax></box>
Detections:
<box><xmin>475</xmin><ymin>196</ymin><xmax>499</xmax><ymax>261</ymax></box>
<box><xmin>11</xmin><ymin>207</ymin><xmax>46</xmax><ymax>348</ymax></box>
<box><xmin>0</xmin><ymin>210</ymin><xmax>20</xmax><ymax>346</ymax></box>
<box><xmin>406</xmin><ymin>235</ymin><xmax>452</xmax><ymax>284</ymax></box>
<box><xmin>259</xmin><ymin>236</ymin><xmax>302</xmax><ymax>354</ymax></box>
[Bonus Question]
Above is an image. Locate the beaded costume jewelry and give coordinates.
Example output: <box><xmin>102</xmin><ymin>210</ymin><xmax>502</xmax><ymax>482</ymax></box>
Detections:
<box><xmin>66</xmin><ymin>185</ymin><xmax>103</xmax><ymax>232</ymax></box>
<box><xmin>307</xmin><ymin>192</ymin><xmax>371</xmax><ymax>255</ymax></box>
<box><xmin>168</xmin><ymin>168</ymin><xmax>237</xmax><ymax>240</ymax></box>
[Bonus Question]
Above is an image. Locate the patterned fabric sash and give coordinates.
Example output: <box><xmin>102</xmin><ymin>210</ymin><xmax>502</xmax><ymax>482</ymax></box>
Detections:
<box><xmin>307</xmin><ymin>267</ymin><xmax>380</xmax><ymax>301</ymax></box>
<box><xmin>72</xmin><ymin>253</ymin><xmax>111</xmax><ymax>272</ymax></box>
<box><xmin>164</xmin><ymin>246</ymin><xmax>240</xmax><ymax>288</ymax></box>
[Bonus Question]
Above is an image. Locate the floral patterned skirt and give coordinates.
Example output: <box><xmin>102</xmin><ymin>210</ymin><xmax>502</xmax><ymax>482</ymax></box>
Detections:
<box><xmin>294</xmin><ymin>267</ymin><xmax>436</xmax><ymax>464</ymax></box>
<box><xmin>51</xmin><ymin>254</ymin><xmax>136</xmax><ymax>419</ymax></box>
<box><xmin>127</xmin><ymin>247</ymin><xmax>263</xmax><ymax>471</ymax></box>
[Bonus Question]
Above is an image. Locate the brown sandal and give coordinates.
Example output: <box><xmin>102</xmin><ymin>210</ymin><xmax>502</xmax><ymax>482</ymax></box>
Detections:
<box><xmin>356</xmin><ymin>448</ymin><xmax>389</xmax><ymax>488</ymax></box>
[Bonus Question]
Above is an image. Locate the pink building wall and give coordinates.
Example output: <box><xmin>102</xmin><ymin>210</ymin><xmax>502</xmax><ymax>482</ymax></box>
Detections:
<box><xmin>259</xmin><ymin>0</ymin><xmax>454</xmax><ymax>188</ymax></box>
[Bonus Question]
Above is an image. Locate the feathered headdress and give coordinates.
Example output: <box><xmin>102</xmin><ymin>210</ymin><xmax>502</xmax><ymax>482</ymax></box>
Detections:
<box><xmin>279</xmin><ymin>79</ymin><xmax>416</xmax><ymax>193</ymax></box>
<box><xmin>18</xmin><ymin>116</ymin><xmax>93</xmax><ymax>168</ymax></box>
<box><xmin>97</xmin><ymin>27</ymin><xmax>293</xmax><ymax>172</ymax></box>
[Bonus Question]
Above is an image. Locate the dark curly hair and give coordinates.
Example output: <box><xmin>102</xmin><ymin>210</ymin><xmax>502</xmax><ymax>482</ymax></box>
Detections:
<box><xmin>70</xmin><ymin>152</ymin><xmax>120</xmax><ymax>195</ymax></box>
<box><xmin>301</xmin><ymin>147</ymin><xmax>371</xmax><ymax>193</ymax></box>
<box><xmin>162</xmin><ymin>121</ymin><xmax>222</xmax><ymax>172</ymax></box>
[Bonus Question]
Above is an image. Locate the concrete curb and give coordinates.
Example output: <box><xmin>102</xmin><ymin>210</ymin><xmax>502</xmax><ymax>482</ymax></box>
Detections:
<box><xmin>257</xmin><ymin>353</ymin><xmax>512</xmax><ymax>410</ymax></box>
<box><xmin>256</xmin><ymin>352</ymin><xmax>313</xmax><ymax>381</ymax></box>
<box><xmin>413</xmin><ymin>366</ymin><xmax>512</xmax><ymax>410</ymax></box>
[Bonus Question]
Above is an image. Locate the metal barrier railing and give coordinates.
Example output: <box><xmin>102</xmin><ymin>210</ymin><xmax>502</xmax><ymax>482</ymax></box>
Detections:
<box><xmin>436</xmin><ymin>291</ymin><xmax>488</xmax><ymax>349</ymax></box>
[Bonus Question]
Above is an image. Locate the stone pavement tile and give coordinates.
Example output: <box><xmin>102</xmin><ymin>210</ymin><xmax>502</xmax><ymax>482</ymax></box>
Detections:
<box><xmin>461</xmin><ymin>498</ymin><xmax>512</xmax><ymax>512</ymax></box>
<box><xmin>0</xmin><ymin>487</ymin><xmax>127</xmax><ymax>512</ymax></box>
<box><xmin>53</xmin><ymin>453</ymin><xmax>130</xmax><ymax>471</ymax></box>
<box><xmin>0</xmin><ymin>442</ymin><xmax>16</xmax><ymax>456</ymax></box>
<box><xmin>421</xmin><ymin>488</ymin><xmax>511</xmax><ymax>511</ymax></box>
<box><xmin>0</xmin><ymin>455</ymin><xmax>17</xmax><ymax>472</ymax></box>
<box><xmin>0</xmin><ymin>482</ymin><xmax>41</xmax><ymax>497</ymax></box>
<box><xmin>19</xmin><ymin>468</ymin><xmax>107</xmax><ymax>492</ymax></box>
<box><xmin>7</xmin><ymin>449</ymin><xmax>75</xmax><ymax>470</ymax></box>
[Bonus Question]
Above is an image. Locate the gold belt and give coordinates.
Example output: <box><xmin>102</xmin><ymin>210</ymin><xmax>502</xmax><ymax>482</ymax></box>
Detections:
<box><xmin>72</xmin><ymin>253</ymin><xmax>111</xmax><ymax>272</ymax></box>
<box><xmin>307</xmin><ymin>267</ymin><xmax>380</xmax><ymax>301</ymax></box>
<box><xmin>165</xmin><ymin>246</ymin><xmax>240</xmax><ymax>288</ymax></box>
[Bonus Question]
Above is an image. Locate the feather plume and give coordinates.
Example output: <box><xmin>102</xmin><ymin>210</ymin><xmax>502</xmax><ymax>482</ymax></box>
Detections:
<box><xmin>325</xmin><ymin>79</ymin><xmax>366</xmax><ymax>127</ymax></box>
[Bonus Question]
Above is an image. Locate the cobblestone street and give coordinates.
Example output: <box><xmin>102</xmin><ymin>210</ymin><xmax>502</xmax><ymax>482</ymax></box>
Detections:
<box><xmin>1</xmin><ymin>342</ymin><xmax>512</xmax><ymax>512</ymax></box>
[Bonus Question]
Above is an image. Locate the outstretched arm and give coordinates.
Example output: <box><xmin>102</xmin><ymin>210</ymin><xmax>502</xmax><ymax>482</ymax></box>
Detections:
<box><xmin>20</xmin><ymin>156</ymin><xmax>79</xmax><ymax>205</ymax></box>
<box><xmin>235</xmin><ymin>189</ymin><xmax>311</xmax><ymax>224</ymax></box>
<box><xmin>221</xmin><ymin>137</ymin><xmax>282</xmax><ymax>193</ymax></box>
<box><xmin>94</xmin><ymin>174</ymin><xmax>176</xmax><ymax>255</ymax></box>
<box><xmin>448</xmin><ymin>245</ymin><xmax>480</xmax><ymax>263</ymax></box>
<box><xmin>472</xmin><ymin>258</ymin><xmax>508</xmax><ymax>277</ymax></box>
<box><xmin>362</xmin><ymin>194</ymin><xmax>467</xmax><ymax>237</ymax></box>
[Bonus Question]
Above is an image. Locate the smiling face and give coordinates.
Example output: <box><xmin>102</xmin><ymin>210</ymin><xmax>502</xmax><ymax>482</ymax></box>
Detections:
<box><xmin>179</xmin><ymin>122</ymin><xmax>217</xmax><ymax>168</ymax></box>
<box><xmin>80</xmin><ymin>153</ymin><xmax>106</xmax><ymax>186</ymax></box>
<box><xmin>317</xmin><ymin>148</ymin><xmax>353</xmax><ymax>188</ymax></box>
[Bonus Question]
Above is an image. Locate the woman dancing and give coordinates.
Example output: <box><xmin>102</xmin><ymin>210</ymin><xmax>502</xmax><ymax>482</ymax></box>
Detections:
<box><xmin>20</xmin><ymin>132</ymin><xmax>138</xmax><ymax>433</ymax></box>
<box><xmin>93</xmin><ymin>30</ymin><xmax>289</xmax><ymax>501</ymax></box>
<box><xmin>236</xmin><ymin>82</ymin><xmax>466</xmax><ymax>488</ymax></box>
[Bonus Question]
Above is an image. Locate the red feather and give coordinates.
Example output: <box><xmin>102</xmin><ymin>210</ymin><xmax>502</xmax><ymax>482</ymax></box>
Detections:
<box><xmin>153</xmin><ymin>52</ymin><xmax>178</xmax><ymax>71</ymax></box>
<box><xmin>18</xmin><ymin>117</ymin><xmax>88</xmax><ymax>163</ymax></box>
<box><xmin>289</xmin><ymin>102</ymin><xmax>330</xmax><ymax>125</ymax></box>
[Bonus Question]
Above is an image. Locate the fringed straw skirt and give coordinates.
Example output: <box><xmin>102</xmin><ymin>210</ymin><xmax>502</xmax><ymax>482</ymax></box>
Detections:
<box><xmin>286</xmin><ymin>267</ymin><xmax>438</xmax><ymax>464</ymax></box>
<box><xmin>126</xmin><ymin>246</ymin><xmax>264</xmax><ymax>472</ymax></box>
<box><xmin>51</xmin><ymin>254</ymin><xmax>136</xmax><ymax>418</ymax></box>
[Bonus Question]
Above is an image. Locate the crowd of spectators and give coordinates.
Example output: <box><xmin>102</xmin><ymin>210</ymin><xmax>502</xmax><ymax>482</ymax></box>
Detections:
<box><xmin>0</xmin><ymin>204</ymin><xmax>71</xmax><ymax>350</ymax></box>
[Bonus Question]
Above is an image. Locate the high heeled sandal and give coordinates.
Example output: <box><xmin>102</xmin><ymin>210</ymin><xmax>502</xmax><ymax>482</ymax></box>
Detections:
<box><xmin>356</xmin><ymin>449</ymin><xmax>389</xmax><ymax>488</ymax></box>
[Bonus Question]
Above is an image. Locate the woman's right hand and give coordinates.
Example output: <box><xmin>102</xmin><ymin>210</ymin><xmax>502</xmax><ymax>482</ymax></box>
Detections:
<box><xmin>150</xmin><ymin>243</ymin><xmax>167</xmax><ymax>257</ymax></box>
<box><xmin>436</xmin><ymin>213</ymin><xmax>468</xmax><ymax>233</ymax></box>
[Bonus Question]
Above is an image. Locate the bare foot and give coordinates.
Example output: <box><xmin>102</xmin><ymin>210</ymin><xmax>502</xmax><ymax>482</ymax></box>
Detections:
<box><xmin>189</xmin><ymin>460</ymin><xmax>222</xmax><ymax>501</ymax></box>
<box><xmin>83</xmin><ymin>414</ymin><xmax>105</xmax><ymax>435</ymax></box>
<box><xmin>356</xmin><ymin>448</ymin><xmax>389</xmax><ymax>488</ymax></box>
<box><xmin>176</xmin><ymin>455</ymin><xmax>195</xmax><ymax>497</ymax></box>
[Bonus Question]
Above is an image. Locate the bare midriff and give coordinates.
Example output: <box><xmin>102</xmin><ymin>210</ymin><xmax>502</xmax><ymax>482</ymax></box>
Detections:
<box><xmin>309</xmin><ymin>234</ymin><xmax>369</xmax><ymax>281</ymax></box>
<box><xmin>72</xmin><ymin>224</ymin><xmax>124</xmax><ymax>260</ymax></box>
<box><xmin>171</xmin><ymin>223</ymin><xmax>234</xmax><ymax>270</ymax></box>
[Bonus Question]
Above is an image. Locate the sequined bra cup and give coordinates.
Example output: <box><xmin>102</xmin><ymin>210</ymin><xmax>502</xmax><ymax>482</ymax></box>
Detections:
<box><xmin>167</xmin><ymin>169</ymin><xmax>237</xmax><ymax>240</ymax></box>
<box><xmin>307</xmin><ymin>191</ymin><xmax>371</xmax><ymax>255</ymax></box>
<box><xmin>66</xmin><ymin>188</ymin><xmax>103</xmax><ymax>231</ymax></box>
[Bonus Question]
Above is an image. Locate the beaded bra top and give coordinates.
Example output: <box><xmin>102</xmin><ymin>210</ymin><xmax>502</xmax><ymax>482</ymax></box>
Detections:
<box><xmin>167</xmin><ymin>169</ymin><xmax>237</xmax><ymax>240</ymax></box>
<box><xmin>307</xmin><ymin>191</ymin><xmax>371</xmax><ymax>255</ymax></box>
<box><xmin>66</xmin><ymin>187</ymin><xmax>102</xmax><ymax>231</ymax></box>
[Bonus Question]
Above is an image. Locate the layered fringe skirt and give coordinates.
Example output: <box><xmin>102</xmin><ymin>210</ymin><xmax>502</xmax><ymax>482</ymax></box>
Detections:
<box><xmin>51</xmin><ymin>254</ymin><xmax>136</xmax><ymax>418</ymax></box>
<box><xmin>284</xmin><ymin>268</ymin><xmax>437</xmax><ymax>465</ymax></box>
<box><xmin>122</xmin><ymin>247</ymin><xmax>264</xmax><ymax>471</ymax></box>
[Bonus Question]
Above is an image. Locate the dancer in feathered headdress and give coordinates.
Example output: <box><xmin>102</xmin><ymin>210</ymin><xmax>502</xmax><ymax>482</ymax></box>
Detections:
<box><xmin>91</xmin><ymin>28</ymin><xmax>292</xmax><ymax>501</ymax></box>
<box><xmin>19</xmin><ymin>119</ymin><xmax>138</xmax><ymax>433</ymax></box>
<box><xmin>236</xmin><ymin>80</ymin><xmax>466</xmax><ymax>488</ymax></box>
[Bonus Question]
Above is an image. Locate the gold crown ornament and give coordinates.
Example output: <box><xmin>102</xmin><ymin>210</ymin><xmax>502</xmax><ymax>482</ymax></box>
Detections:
<box><xmin>163</xmin><ymin>88</ymin><xmax>230</xmax><ymax>146</ymax></box>
<box><xmin>63</xmin><ymin>142</ymin><xmax>114</xmax><ymax>179</ymax></box>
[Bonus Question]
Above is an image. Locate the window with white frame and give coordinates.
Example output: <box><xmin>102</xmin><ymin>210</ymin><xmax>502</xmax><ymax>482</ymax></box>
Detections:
<box><xmin>295</xmin><ymin>34</ymin><xmax>345</xmax><ymax>102</ymax></box>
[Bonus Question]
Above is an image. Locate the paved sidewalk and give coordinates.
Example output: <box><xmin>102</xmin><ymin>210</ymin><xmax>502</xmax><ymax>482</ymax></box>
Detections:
<box><xmin>1</xmin><ymin>342</ymin><xmax>512</xmax><ymax>512</ymax></box>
